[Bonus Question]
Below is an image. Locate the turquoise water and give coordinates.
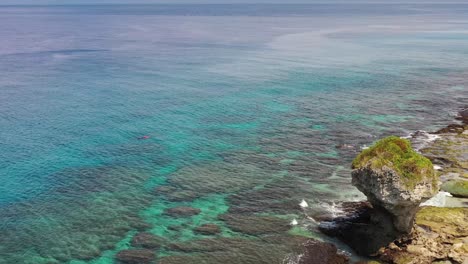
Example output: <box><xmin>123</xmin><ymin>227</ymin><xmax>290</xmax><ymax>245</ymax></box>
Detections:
<box><xmin>1</xmin><ymin>4</ymin><xmax>468</xmax><ymax>264</ymax></box>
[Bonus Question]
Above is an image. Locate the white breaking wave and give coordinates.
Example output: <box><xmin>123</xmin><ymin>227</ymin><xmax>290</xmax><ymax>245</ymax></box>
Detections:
<box><xmin>299</xmin><ymin>199</ymin><xmax>309</xmax><ymax>208</ymax></box>
<box><xmin>318</xmin><ymin>201</ymin><xmax>343</xmax><ymax>218</ymax></box>
<box><xmin>402</xmin><ymin>130</ymin><xmax>440</xmax><ymax>151</ymax></box>
<box><xmin>290</xmin><ymin>219</ymin><xmax>298</xmax><ymax>226</ymax></box>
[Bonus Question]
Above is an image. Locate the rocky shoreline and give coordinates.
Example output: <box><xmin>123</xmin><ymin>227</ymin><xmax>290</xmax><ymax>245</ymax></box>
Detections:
<box><xmin>319</xmin><ymin>107</ymin><xmax>468</xmax><ymax>264</ymax></box>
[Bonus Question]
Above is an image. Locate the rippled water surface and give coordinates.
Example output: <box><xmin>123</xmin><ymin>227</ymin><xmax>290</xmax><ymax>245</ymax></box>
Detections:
<box><xmin>1</xmin><ymin>4</ymin><xmax>468</xmax><ymax>264</ymax></box>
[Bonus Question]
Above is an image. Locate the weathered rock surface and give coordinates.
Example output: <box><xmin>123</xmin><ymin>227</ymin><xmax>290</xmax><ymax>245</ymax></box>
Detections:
<box><xmin>441</xmin><ymin>180</ymin><xmax>468</xmax><ymax>198</ymax></box>
<box><xmin>116</xmin><ymin>249</ymin><xmax>155</xmax><ymax>264</ymax></box>
<box><xmin>194</xmin><ymin>224</ymin><xmax>221</xmax><ymax>235</ymax></box>
<box><xmin>378</xmin><ymin>207</ymin><xmax>468</xmax><ymax>264</ymax></box>
<box><xmin>163</xmin><ymin>207</ymin><xmax>201</xmax><ymax>218</ymax></box>
<box><xmin>352</xmin><ymin>136</ymin><xmax>438</xmax><ymax>233</ymax></box>
<box><xmin>131</xmin><ymin>232</ymin><xmax>165</xmax><ymax>249</ymax></box>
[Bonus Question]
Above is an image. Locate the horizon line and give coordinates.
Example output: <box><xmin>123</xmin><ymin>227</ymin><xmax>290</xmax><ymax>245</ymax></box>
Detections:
<box><xmin>1</xmin><ymin>2</ymin><xmax>468</xmax><ymax>6</ymax></box>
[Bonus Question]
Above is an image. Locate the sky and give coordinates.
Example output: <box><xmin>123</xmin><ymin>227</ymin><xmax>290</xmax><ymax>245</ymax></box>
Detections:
<box><xmin>0</xmin><ymin>0</ymin><xmax>462</xmax><ymax>5</ymax></box>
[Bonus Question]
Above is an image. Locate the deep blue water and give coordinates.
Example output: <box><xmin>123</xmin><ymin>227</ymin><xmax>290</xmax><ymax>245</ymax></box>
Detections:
<box><xmin>0</xmin><ymin>4</ymin><xmax>467</xmax><ymax>264</ymax></box>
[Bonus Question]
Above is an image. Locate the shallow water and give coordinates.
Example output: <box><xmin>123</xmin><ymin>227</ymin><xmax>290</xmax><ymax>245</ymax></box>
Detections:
<box><xmin>1</xmin><ymin>4</ymin><xmax>468</xmax><ymax>264</ymax></box>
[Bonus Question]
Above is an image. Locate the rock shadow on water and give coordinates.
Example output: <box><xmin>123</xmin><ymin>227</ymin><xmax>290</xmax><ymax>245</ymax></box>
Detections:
<box><xmin>318</xmin><ymin>201</ymin><xmax>401</xmax><ymax>256</ymax></box>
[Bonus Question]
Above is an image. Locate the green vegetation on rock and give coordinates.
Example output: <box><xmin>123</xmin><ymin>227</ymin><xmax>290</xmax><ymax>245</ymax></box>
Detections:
<box><xmin>415</xmin><ymin>206</ymin><xmax>468</xmax><ymax>236</ymax></box>
<box><xmin>441</xmin><ymin>180</ymin><xmax>468</xmax><ymax>198</ymax></box>
<box><xmin>352</xmin><ymin>136</ymin><xmax>436</xmax><ymax>190</ymax></box>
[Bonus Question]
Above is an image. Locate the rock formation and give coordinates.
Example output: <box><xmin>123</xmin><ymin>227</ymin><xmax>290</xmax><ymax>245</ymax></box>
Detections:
<box><xmin>441</xmin><ymin>180</ymin><xmax>468</xmax><ymax>198</ymax></box>
<box><xmin>378</xmin><ymin>207</ymin><xmax>468</xmax><ymax>264</ymax></box>
<box><xmin>319</xmin><ymin>201</ymin><xmax>400</xmax><ymax>256</ymax></box>
<box><xmin>351</xmin><ymin>136</ymin><xmax>438</xmax><ymax>233</ymax></box>
<box><xmin>321</xmin><ymin>115</ymin><xmax>468</xmax><ymax>263</ymax></box>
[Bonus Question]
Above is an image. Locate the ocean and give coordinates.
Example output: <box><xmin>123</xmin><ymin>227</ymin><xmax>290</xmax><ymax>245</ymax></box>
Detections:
<box><xmin>0</xmin><ymin>4</ymin><xmax>467</xmax><ymax>264</ymax></box>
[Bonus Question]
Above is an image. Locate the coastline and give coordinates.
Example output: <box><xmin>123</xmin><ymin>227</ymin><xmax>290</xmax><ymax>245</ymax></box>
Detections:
<box><xmin>317</xmin><ymin>107</ymin><xmax>468</xmax><ymax>264</ymax></box>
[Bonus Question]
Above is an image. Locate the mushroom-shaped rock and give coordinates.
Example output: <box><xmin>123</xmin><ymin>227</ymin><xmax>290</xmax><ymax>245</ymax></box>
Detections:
<box><xmin>351</xmin><ymin>136</ymin><xmax>438</xmax><ymax>233</ymax></box>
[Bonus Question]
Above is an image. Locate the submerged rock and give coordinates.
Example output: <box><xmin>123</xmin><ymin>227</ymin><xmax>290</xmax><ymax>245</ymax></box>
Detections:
<box><xmin>131</xmin><ymin>232</ymin><xmax>165</xmax><ymax>249</ymax></box>
<box><xmin>219</xmin><ymin>213</ymin><xmax>290</xmax><ymax>236</ymax></box>
<box><xmin>194</xmin><ymin>224</ymin><xmax>221</xmax><ymax>235</ymax></box>
<box><xmin>116</xmin><ymin>249</ymin><xmax>155</xmax><ymax>264</ymax></box>
<box><xmin>163</xmin><ymin>207</ymin><xmax>201</xmax><ymax>218</ymax></box>
<box><xmin>165</xmin><ymin>190</ymin><xmax>200</xmax><ymax>202</ymax></box>
<box><xmin>351</xmin><ymin>136</ymin><xmax>438</xmax><ymax>233</ymax></box>
<box><xmin>295</xmin><ymin>240</ymin><xmax>349</xmax><ymax>264</ymax></box>
<box><xmin>163</xmin><ymin>236</ymin><xmax>307</xmax><ymax>264</ymax></box>
<box><xmin>163</xmin><ymin>236</ymin><xmax>349</xmax><ymax>264</ymax></box>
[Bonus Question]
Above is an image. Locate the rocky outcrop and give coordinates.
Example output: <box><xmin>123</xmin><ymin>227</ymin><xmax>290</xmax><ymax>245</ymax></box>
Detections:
<box><xmin>320</xmin><ymin>110</ymin><xmax>467</xmax><ymax>263</ymax></box>
<box><xmin>435</xmin><ymin>124</ymin><xmax>466</xmax><ymax>135</ymax></box>
<box><xmin>421</xmin><ymin>118</ymin><xmax>467</xmax><ymax>182</ymax></box>
<box><xmin>319</xmin><ymin>202</ymin><xmax>400</xmax><ymax>256</ymax></box>
<box><xmin>378</xmin><ymin>207</ymin><xmax>468</xmax><ymax>264</ymax></box>
<box><xmin>441</xmin><ymin>180</ymin><xmax>468</xmax><ymax>198</ymax></box>
<box><xmin>351</xmin><ymin>136</ymin><xmax>438</xmax><ymax>233</ymax></box>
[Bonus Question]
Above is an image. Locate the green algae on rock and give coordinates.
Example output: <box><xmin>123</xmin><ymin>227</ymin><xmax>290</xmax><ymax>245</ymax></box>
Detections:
<box><xmin>352</xmin><ymin>136</ymin><xmax>436</xmax><ymax>190</ymax></box>
<box><xmin>441</xmin><ymin>180</ymin><xmax>468</xmax><ymax>198</ymax></box>
<box><xmin>415</xmin><ymin>206</ymin><xmax>468</xmax><ymax>236</ymax></box>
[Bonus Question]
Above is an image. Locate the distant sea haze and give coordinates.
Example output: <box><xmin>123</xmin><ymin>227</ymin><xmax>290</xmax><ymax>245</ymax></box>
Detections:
<box><xmin>0</xmin><ymin>4</ymin><xmax>467</xmax><ymax>264</ymax></box>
